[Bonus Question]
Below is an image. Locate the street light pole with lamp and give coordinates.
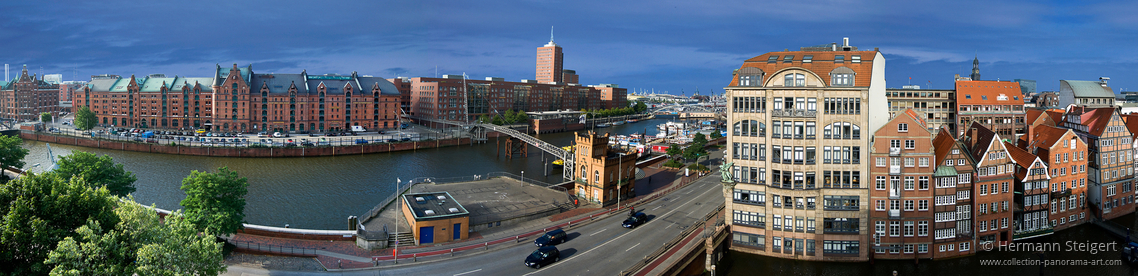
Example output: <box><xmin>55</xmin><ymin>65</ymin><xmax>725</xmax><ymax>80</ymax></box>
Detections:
<box><xmin>19</xmin><ymin>163</ymin><xmax>40</xmax><ymax>178</ymax></box>
<box><xmin>520</xmin><ymin>170</ymin><xmax>524</xmax><ymax>187</ymax></box>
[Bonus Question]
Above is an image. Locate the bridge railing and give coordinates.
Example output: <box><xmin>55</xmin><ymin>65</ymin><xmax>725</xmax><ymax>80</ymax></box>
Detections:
<box><xmin>620</xmin><ymin>203</ymin><xmax>725</xmax><ymax>276</ymax></box>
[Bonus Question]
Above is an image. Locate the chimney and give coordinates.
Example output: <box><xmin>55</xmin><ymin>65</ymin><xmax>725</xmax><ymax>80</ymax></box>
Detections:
<box><xmin>1100</xmin><ymin>77</ymin><xmax>1110</xmax><ymax>86</ymax></box>
<box><xmin>831</xmin><ymin>43</ymin><xmax>837</xmax><ymax>51</ymax></box>
<box><xmin>969</xmin><ymin>127</ymin><xmax>978</xmax><ymax>148</ymax></box>
<box><xmin>843</xmin><ymin>37</ymin><xmax>849</xmax><ymax>47</ymax></box>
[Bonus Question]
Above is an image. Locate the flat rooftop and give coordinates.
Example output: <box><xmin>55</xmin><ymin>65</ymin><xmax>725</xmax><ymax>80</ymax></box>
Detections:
<box><xmin>403</xmin><ymin>192</ymin><xmax>469</xmax><ymax>220</ymax></box>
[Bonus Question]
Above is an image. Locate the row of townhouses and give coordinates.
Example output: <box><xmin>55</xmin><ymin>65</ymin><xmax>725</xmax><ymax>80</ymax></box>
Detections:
<box><xmin>724</xmin><ymin>39</ymin><xmax>1136</xmax><ymax>261</ymax></box>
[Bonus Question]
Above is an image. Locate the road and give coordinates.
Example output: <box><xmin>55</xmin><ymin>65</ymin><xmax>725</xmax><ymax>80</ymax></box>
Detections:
<box><xmin>224</xmin><ymin>174</ymin><xmax>724</xmax><ymax>276</ymax></box>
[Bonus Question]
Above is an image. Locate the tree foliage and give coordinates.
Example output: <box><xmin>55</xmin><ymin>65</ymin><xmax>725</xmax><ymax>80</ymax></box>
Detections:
<box><xmin>633</xmin><ymin>101</ymin><xmax>648</xmax><ymax>113</ymax></box>
<box><xmin>709</xmin><ymin>131</ymin><xmax>722</xmax><ymax>139</ymax></box>
<box><xmin>665</xmin><ymin>144</ymin><xmax>682</xmax><ymax>157</ymax></box>
<box><xmin>0</xmin><ymin>173</ymin><xmax>119</xmax><ymax>275</ymax></box>
<box><xmin>45</xmin><ymin>199</ymin><xmax>226</xmax><ymax>276</ymax></box>
<box><xmin>40</xmin><ymin>112</ymin><xmax>52</xmax><ymax>123</ymax></box>
<box><xmin>0</xmin><ymin>135</ymin><xmax>28</xmax><ymax>175</ymax></box>
<box><xmin>180</xmin><ymin>167</ymin><xmax>248</xmax><ymax>235</ymax></box>
<box><xmin>74</xmin><ymin>106</ymin><xmax>97</xmax><ymax>130</ymax></box>
<box><xmin>692</xmin><ymin>133</ymin><xmax>708</xmax><ymax>145</ymax></box>
<box><xmin>51</xmin><ymin>151</ymin><xmax>137</xmax><ymax>197</ymax></box>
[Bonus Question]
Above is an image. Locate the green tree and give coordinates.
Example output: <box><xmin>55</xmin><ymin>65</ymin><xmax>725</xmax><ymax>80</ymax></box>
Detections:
<box><xmin>0</xmin><ymin>173</ymin><xmax>119</xmax><ymax>275</ymax></box>
<box><xmin>40</xmin><ymin>112</ymin><xmax>52</xmax><ymax>123</ymax></box>
<box><xmin>692</xmin><ymin>133</ymin><xmax>708</xmax><ymax>145</ymax></box>
<box><xmin>51</xmin><ymin>151</ymin><xmax>138</xmax><ymax>197</ymax></box>
<box><xmin>683</xmin><ymin>141</ymin><xmax>708</xmax><ymax>162</ymax></box>
<box><xmin>515</xmin><ymin>112</ymin><xmax>529</xmax><ymax>123</ymax></box>
<box><xmin>74</xmin><ymin>106</ymin><xmax>97</xmax><ymax>130</ymax></box>
<box><xmin>709</xmin><ymin>131</ymin><xmax>722</xmax><ymax>139</ymax></box>
<box><xmin>665</xmin><ymin>143</ymin><xmax>682</xmax><ymax>158</ymax></box>
<box><xmin>633</xmin><ymin>101</ymin><xmax>647</xmax><ymax>113</ymax></box>
<box><xmin>0</xmin><ymin>135</ymin><xmax>29</xmax><ymax>176</ymax></box>
<box><xmin>503</xmin><ymin>110</ymin><xmax>516</xmax><ymax>124</ymax></box>
<box><xmin>477</xmin><ymin>114</ymin><xmax>490</xmax><ymax>124</ymax></box>
<box><xmin>46</xmin><ymin>199</ymin><xmax>226</xmax><ymax>276</ymax></box>
<box><xmin>180</xmin><ymin>167</ymin><xmax>248</xmax><ymax>235</ymax></box>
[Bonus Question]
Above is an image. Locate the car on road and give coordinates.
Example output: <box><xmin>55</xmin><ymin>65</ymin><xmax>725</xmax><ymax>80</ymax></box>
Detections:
<box><xmin>524</xmin><ymin>246</ymin><xmax>560</xmax><ymax>269</ymax></box>
<box><xmin>355</xmin><ymin>139</ymin><xmax>369</xmax><ymax>144</ymax></box>
<box><xmin>534</xmin><ymin>229</ymin><xmax>567</xmax><ymax>247</ymax></box>
<box><xmin>257</xmin><ymin>131</ymin><xmax>267</xmax><ymax>137</ymax></box>
<box><xmin>272</xmin><ymin>132</ymin><xmax>283</xmax><ymax>138</ymax></box>
<box><xmin>622</xmin><ymin>212</ymin><xmax>648</xmax><ymax>228</ymax></box>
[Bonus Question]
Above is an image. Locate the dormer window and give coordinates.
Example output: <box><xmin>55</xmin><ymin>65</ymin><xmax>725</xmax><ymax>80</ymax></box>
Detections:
<box><xmin>803</xmin><ymin>55</ymin><xmax>813</xmax><ymax>63</ymax></box>
<box><xmin>852</xmin><ymin>55</ymin><xmax>861</xmax><ymax>63</ymax></box>
<box><xmin>834</xmin><ymin>55</ymin><xmax>845</xmax><ymax>63</ymax></box>
<box><xmin>783</xmin><ymin>55</ymin><xmax>794</xmax><ymax>63</ymax></box>
<box><xmin>768</xmin><ymin>56</ymin><xmax>779</xmax><ymax>63</ymax></box>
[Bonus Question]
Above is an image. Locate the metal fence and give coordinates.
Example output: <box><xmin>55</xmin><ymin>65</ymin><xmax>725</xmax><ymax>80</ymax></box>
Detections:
<box><xmin>227</xmin><ymin>239</ymin><xmax>319</xmax><ymax>257</ymax></box>
<box><xmin>359</xmin><ymin>172</ymin><xmax>571</xmax><ymax>223</ymax></box>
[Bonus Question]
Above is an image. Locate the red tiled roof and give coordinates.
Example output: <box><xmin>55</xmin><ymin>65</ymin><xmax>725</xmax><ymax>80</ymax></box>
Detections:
<box><xmin>1026</xmin><ymin>124</ymin><xmax>1075</xmax><ymax>154</ymax></box>
<box><xmin>1123</xmin><ymin>114</ymin><xmax>1138</xmax><ymax>139</ymax></box>
<box><xmin>963</xmin><ymin>122</ymin><xmax>1000</xmax><ymax>163</ymax></box>
<box><xmin>902</xmin><ymin>109</ymin><xmax>927</xmax><ymax>129</ymax></box>
<box><xmin>1004</xmin><ymin>141</ymin><xmax>1038</xmax><ymax>169</ymax></box>
<box><xmin>1074</xmin><ymin>107</ymin><xmax>1117</xmax><ymax>137</ymax></box>
<box><xmin>1045</xmin><ymin>109</ymin><xmax>1065</xmax><ymax>124</ymax></box>
<box><xmin>955</xmin><ymin>80</ymin><xmax>1024</xmax><ymax>106</ymax></box>
<box><xmin>729</xmin><ymin>50</ymin><xmax>878</xmax><ymax>87</ymax></box>
<box><xmin>933</xmin><ymin>126</ymin><xmax>958</xmax><ymax>165</ymax></box>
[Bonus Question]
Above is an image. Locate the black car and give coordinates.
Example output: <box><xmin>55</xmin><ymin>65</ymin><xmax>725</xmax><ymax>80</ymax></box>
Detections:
<box><xmin>524</xmin><ymin>246</ymin><xmax>560</xmax><ymax>269</ymax></box>
<box><xmin>622</xmin><ymin>212</ymin><xmax>648</xmax><ymax>228</ymax></box>
<box><xmin>534</xmin><ymin>229</ymin><xmax>566</xmax><ymax>247</ymax></box>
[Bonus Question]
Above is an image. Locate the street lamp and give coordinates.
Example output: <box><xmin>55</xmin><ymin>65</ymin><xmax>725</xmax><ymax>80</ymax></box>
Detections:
<box><xmin>520</xmin><ymin>170</ymin><xmax>525</xmax><ymax>187</ymax></box>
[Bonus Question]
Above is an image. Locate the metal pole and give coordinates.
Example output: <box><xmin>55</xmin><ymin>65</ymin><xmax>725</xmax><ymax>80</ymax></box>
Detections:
<box><xmin>395</xmin><ymin>178</ymin><xmax>401</xmax><ymax>264</ymax></box>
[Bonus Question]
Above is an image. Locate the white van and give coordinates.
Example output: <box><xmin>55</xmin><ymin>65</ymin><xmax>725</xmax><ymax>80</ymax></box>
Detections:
<box><xmin>351</xmin><ymin>125</ymin><xmax>366</xmax><ymax>132</ymax></box>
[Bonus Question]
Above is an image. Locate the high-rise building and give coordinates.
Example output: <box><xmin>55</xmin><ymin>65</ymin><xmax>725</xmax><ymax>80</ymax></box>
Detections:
<box><xmin>886</xmin><ymin>87</ymin><xmax>956</xmax><ymax>134</ymax></box>
<box><xmin>1014</xmin><ymin>79</ymin><xmax>1036</xmax><ymax>95</ymax></box>
<box><xmin>536</xmin><ymin>38</ymin><xmax>563</xmax><ymax>84</ymax></box>
<box><xmin>724</xmin><ymin>38</ymin><xmax>888</xmax><ymax>261</ymax></box>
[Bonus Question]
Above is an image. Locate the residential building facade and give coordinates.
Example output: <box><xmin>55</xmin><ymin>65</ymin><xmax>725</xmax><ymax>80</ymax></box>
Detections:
<box><xmin>1004</xmin><ymin>142</ymin><xmax>1052</xmax><ymax>240</ymax></box>
<box><xmin>1058</xmin><ymin>79</ymin><xmax>1116</xmax><ymax>108</ymax></box>
<box><xmin>931</xmin><ymin>127</ymin><xmax>976</xmax><ymax>258</ymax></box>
<box><xmin>869</xmin><ymin>109</ymin><xmax>935</xmax><ymax>259</ymax></box>
<box><xmin>961</xmin><ymin>122</ymin><xmax>1015</xmax><ymax>246</ymax></box>
<box><xmin>955</xmin><ymin>80</ymin><xmax>1025</xmax><ymax>137</ymax></box>
<box><xmin>1022</xmin><ymin>125</ymin><xmax>1089</xmax><ymax>231</ymax></box>
<box><xmin>1063</xmin><ymin>107</ymin><xmax>1135</xmax><ymax>220</ymax></box>
<box><xmin>725</xmin><ymin>39</ymin><xmax>888</xmax><ymax>261</ymax></box>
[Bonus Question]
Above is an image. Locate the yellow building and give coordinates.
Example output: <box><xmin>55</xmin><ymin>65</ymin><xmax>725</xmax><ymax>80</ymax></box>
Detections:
<box><xmin>573</xmin><ymin>131</ymin><xmax>637</xmax><ymax>205</ymax></box>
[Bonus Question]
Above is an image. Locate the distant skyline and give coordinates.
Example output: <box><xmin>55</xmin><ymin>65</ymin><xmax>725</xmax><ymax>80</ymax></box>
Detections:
<box><xmin>3</xmin><ymin>1</ymin><xmax>1138</xmax><ymax>95</ymax></box>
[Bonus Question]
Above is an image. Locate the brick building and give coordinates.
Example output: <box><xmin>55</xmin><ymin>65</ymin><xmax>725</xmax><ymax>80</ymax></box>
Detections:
<box><xmin>59</xmin><ymin>81</ymin><xmax>86</xmax><ymax>102</ymax></box>
<box><xmin>955</xmin><ymin>80</ymin><xmax>1025</xmax><ymax>137</ymax></box>
<box><xmin>961</xmin><ymin>122</ymin><xmax>1015</xmax><ymax>246</ymax></box>
<box><xmin>1021</xmin><ymin>124</ymin><xmax>1089</xmax><ymax>231</ymax></box>
<box><xmin>0</xmin><ymin>65</ymin><xmax>61</xmax><ymax>122</ymax></box>
<box><xmin>80</xmin><ymin>64</ymin><xmax>401</xmax><ymax>133</ymax></box>
<box><xmin>931</xmin><ymin>127</ymin><xmax>976</xmax><ymax>258</ymax></box>
<box><xmin>573</xmin><ymin>131</ymin><xmax>636</xmax><ymax>204</ymax></box>
<box><xmin>869</xmin><ymin>109</ymin><xmax>934</xmax><ymax>259</ymax></box>
<box><xmin>405</xmin><ymin>76</ymin><xmax>606</xmax><ymax>122</ymax></box>
<box><xmin>724</xmin><ymin>38</ymin><xmax>889</xmax><ymax>261</ymax></box>
<box><xmin>1062</xmin><ymin>107</ymin><xmax>1134</xmax><ymax>220</ymax></box>
<box><xmin>536</xmin><ymin>39</ymin><xmax>563</xmax><ymax>84</ymax></box>
<box><xmin>401</xmin><ymin>192</ymin><xmax>470</xmax><ymax>245</ymax></box>
<box><xmin>1004</xmin><ymin>142</ymin><xmax>1052</xmax><ymax>240</ymax></box>
<box><xmin>594</xmin><ymin>84</ymin><xmax>628</xmax><ymax>109</ymax></box>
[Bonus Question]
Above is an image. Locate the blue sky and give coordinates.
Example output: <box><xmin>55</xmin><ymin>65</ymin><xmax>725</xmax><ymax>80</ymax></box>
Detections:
<box><xmin>3</xmin><ymin>0</ymin><xmax>1137</xmax><ymax>95</ymax></box>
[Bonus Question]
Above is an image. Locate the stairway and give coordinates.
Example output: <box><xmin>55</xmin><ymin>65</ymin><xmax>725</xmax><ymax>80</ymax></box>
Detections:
<box><xmin>388</xmin><ymin>232</ymin><xmax>416</xmax><ymax>247</ymax></box>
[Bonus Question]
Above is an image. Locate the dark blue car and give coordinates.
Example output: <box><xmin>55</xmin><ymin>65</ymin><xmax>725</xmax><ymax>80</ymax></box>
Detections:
<box><xmin>622</xmin><ymin>212</ymin><xmax>648</xmax><ymax>228</ymax></box>
<box><xmin>534</xmin><ymin>229</ymin><xmax>566</xmax><ymax>247</ymax></box>
<box><xmin>524</xmin><ymin>246</ymin><xmax>560</xmax><ymax>269</ymax></box>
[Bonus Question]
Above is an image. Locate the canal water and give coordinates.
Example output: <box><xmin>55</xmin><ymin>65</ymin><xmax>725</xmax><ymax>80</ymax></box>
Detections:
<box><xmin>722</xmin><ymin>213</ymin><xmax>1138</xmax><ymax>275</ymax></box>
<box><xmin>18</xmin><ymin>117</ymin><xmax>701</xmax><ymax>229</ymax></box>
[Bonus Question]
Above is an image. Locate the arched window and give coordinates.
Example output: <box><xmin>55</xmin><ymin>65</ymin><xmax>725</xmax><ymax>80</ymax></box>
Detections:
<box><xmin>784</xmin><ymin>73</ymin><xmax>805</xmax><ymax>87</ymax></box>
<box><xmin>594</xmin><ymin>170</ymin><xmax>600</xmax><ymax>184</ymax></box>
<box><xmin>825</xmin><ymin>122</ymin><xmax>862</xmax><ymax>139</ymax></box>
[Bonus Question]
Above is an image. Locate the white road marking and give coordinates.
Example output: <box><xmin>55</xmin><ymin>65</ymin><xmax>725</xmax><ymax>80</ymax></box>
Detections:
<box><xmin>591</xmin><ymin>229</ymin><xmax>607</xmax><ymax>236</ymax></box>
<box><xmin>523</xmin><ymin>181</ymin><xmax>716</xmax><ymax>276</ymax></box>
<box><xmin>454</xmin><ymin>268</ymin><xmax>483</xmax><ymax>276</ymax></box>
<box><xmin>626</xmin><ymin>243</ymin><xmax>641</xmax><ymax>252</ymax></box>
<box><xmin>651</xmin><ymin>205</ymin><xmax>663</xmax><ymax>211</ymax></box>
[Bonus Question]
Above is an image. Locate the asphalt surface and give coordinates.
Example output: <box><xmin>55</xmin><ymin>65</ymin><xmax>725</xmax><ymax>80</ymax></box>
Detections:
<box><xmin>223</xmin><ymin>174</ymin><xmax>723</xmax><ymax>276</ymax></box>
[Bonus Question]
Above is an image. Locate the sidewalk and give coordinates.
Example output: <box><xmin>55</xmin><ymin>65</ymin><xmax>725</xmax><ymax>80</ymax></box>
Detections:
<box><xmin>228</xmin><ymin>168</ymin><xmax>708</xmax><ymax>271</ymax></box>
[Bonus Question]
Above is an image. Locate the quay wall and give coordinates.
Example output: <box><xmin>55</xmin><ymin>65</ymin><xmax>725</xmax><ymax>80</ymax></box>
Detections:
<box><xmin>19</xmin><ymin>131</ymin><xmax>471</xmax><ymax>158</ymax></box>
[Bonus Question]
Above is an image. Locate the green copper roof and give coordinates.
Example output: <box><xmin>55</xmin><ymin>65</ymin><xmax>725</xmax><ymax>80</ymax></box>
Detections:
<box><xmin>1061</xmin><ymin>80</ymin><xmax>1114</xmax><ymax>98</ymax></box>
<box><xmin>933</xmin><ymin>165</ymin><xmax>958</xmax><ymax>177</ymax></box>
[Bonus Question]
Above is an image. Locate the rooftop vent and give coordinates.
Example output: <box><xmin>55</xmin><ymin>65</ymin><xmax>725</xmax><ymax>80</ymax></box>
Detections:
<box><xmin>437</xmin><ymin>195</ymin><xmax>446</xmax><ymax>200</ymax></box>
<box><xmin>424</xmin><ymin>210</ymin><xmax>435</xmax><ymax>215</ymax></box>
<box><xmin>449</xmin><ymin>208</ymin><xmax>460</xmax><ymax>213</ymax></box>
<box><xmin>415</xmin><ymin>197</ymin><xmax>425</xmax><ymax>202</ymax></box>
<box><xmin>1100</xmin><ymin>77</ymin><xmax>1110</xmax><ymax>86</ymax></box>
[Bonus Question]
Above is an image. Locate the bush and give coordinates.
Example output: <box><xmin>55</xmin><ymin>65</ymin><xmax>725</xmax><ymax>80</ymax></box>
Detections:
<box><xmin>663</xmin><ymin>159</ymin><xmax>685</xmax><ymax>168</ymax></box>
<box><xmin>688</xmin><ymin>164</ymin><xmax>709</xmax><ymax>171</ymax></box>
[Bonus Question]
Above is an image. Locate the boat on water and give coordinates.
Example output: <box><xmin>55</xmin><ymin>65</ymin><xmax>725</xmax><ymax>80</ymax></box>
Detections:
<box><xmin>612</xmin><ymin>121</ymin><xmax>626</xmax><ymax>126</ymax></box>
<box><xmin>596</xmin><ymin>123</ymin><xmax>611</xmax><ymax>128</ymax></box>
<box><xmin>626</xmin><ymin>119</ymin><xmax>639</xmax><ymax>123</ymax></box>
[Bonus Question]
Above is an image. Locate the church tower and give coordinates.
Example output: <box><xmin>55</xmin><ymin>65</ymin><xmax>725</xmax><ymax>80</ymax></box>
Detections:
<box><xmin>970</xmin><ymin>56</ymin><xmax>981</xmax><ymax>81</ymax></box>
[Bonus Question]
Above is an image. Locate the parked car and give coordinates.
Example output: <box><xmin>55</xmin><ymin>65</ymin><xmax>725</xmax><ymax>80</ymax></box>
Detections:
<box><xmin>524</xmin><ymin>246</ymin><xmax>560</xmax><ymax>269</ymax></box>
<box><xmin>355</xmin><ymin>139</ymin><xmax>369</xmax><ymax>144</ymax></box>
<box><xmin>272</xmin><ymin>132</ymin><xmax>283</xmax><ymax>138</ymax></box>
<box><xmin>534</xmin><ymin>229</ymin><xmax>567</xmax><ymax>247</ymax></box>
<box><xmin>301</xmin><ymin>141</ymin><xmax>315</xmax><ymax>147</ymax></box>
<box><xmin>257</xmin><ymin>132</ymin><xmax>267</xmax><ymax>138</ymax></box>
<box><xmin>622</xmin><ymin>212</ymin><xmax>648</xmax><ymax>228</ymax></box>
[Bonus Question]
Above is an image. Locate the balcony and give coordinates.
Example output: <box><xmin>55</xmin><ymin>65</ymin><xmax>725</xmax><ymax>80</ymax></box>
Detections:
<box><xmin>889</xmin><ymin>209</ymin><xmax>900</xmax><ymax>218</ymax></box>
<box><xmin>889</xmin><ymin>165</ymin><xmax>901</xmax><ymax>175</ymax></box>
<box><xmin>771</xmin><ymin>109</ymin><xmax>817</xmax><ymax>118</ymax></box>
<box><xmin>889</xmin><ymin>187</ymin><xmax>901</xmax><ymax>199</ymax></box>
<box><xmin>889</xmin><ymin>148</ymin><xmax>901</xmax><ymax>156</ymax></box>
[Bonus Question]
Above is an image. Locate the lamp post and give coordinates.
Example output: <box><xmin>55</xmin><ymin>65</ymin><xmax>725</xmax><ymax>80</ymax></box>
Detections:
<box><xmin>617</xmin><ymin>153</ymin><xmax>623</xmax><ymax>211</ymax></box>
<box><xmin>520</xmin><ymin>170</ymin><xmax>525</xmax><ymax>187</ymax></box>
<box><xmin>394</xmin><ymin>178</ymin><xmax>401</xmax><ymax>264</ymax></box>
